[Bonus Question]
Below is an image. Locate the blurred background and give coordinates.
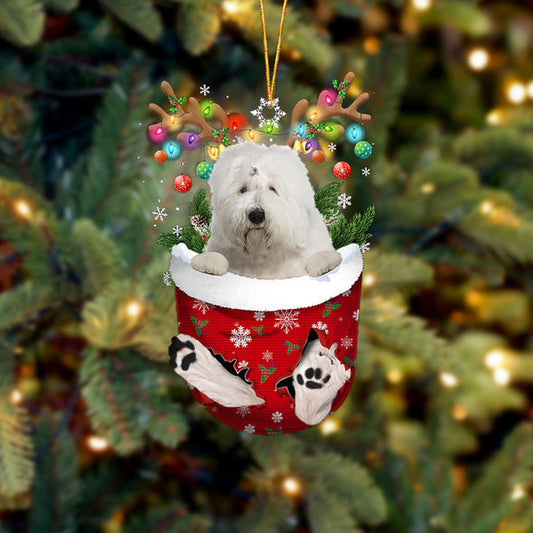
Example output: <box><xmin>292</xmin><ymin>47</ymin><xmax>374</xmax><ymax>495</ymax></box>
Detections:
<box><xmin>1</xmin><ymin>0</ymin><xmax>533</xmax><ymax>531</ymax></box>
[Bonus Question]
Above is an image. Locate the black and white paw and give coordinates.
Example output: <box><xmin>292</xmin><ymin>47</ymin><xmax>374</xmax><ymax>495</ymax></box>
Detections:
<box><xmin>168</xmin><ymin>335</ymin><xmax>196</xmax><ymax>372</ymax></box>
<box><xmin>296</xmin><ymin>367</ymin><xmax>331</xmax><ymax>390</ymax></box>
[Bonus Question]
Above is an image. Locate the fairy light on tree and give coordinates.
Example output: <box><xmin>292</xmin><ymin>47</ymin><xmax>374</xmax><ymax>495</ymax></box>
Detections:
<box><xmin>507</xmin><ymin>82</ymin><xmax>526</xmax><ymax>104</ymax></box>
<box><xmin>484</xmin><ymin>348</ymin><xmax>505</xmax><ymax>369</ymax></box>
<box><xmin>486</xmin><ymin>109</ymin><xmax>503</xmax><ymax>125</ymax></box>
<box><xmin>87</xmin><ymin>435</ymin><xmax>110</xmax><ymax>452</ymax></box>
<box><xmin>479</xmin><ymin>200</ymin><xmax>494</xmax><ymax>214</ymax></box>
<box><xmin>282</xmin><ymin>476</ymin><xmax>302</xmax><ymax>497</ymax></box>
<box><xmin>387</xmin><ymin>369</ymin><xmax>403</xmax><ymax>384</ymax></box>
<box><xmin>124</xmin><ymin>299</ymin><xmax>144</xmax><ymax>318</ymax></box>
<box><xmin>493</xmin><ymin>367</ymin><xmax>511</xmax><ymax>386</ymax></box>
<box><xmin>453</xmin><ymin>405</ymin><xmax>468</xmax><ymax>421</ymax></box>
<box><xmin>10</xmin><ymin>389</ymin><xmax>23</xmax><ymax>405</ymax></box>
<box><xmin>527</xmin><ymin>81</ymin><xmax>533</xmax><ymax>99</ymax></box>
<box><xmin>420</xmin><ymin>182</ymin><xmax>435</xmax><ymax>194</ymax></box>
<box><xmin>320</xmin><ymin>418</ymin><xmax>340</xmax><ymax>435</ymax></box>
<box><xmin>510</xmin><ymin>484</ymin><xmax>526</xmax><ymax>501</ymax></box>
<box><xmin>467</xmin><ymin>48</ymin><xmax>489</xmax><ymax>71</ymax></box>
<box><xmin>412</xmin><ymin>0</ymin><xmax>432</xmax><ymax>11</ymax></box>
<box><xmin>363</xmin><ymin>273</ymin><xmax>376</xmax><ymax>287</ymax></box>
<box><xmin>440</xmin><ymin>372</ymin><xmax>458</xmax><ymax>388</ymax></box>
<box><xmin>13</xmin><ymin>199</ymin><xmax>32</xmax><ymax>220</ymax></box>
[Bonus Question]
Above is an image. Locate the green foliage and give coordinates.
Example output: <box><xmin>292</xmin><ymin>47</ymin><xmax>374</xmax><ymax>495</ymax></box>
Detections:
<box><xmin>189</xmin><ymin>187</ymin><xmax>212</xmax><ymax>226</ymax></box>
<box><xmin>44</xmin><ymin>0</ymin><xmax>79</xmax><ymax>11</ymax></box>
<box><xmin>177</xmin><ymin>1</ymin><xmax>221</xmax><ymax>56</ymax></box>
<box><xmin>156</xmin><ymin>232</ymin><xmax>181</xmax><ymax>249</ymax></box>
<box><xmin>0</xmin><ymin>0</ymin><xmax>45</xmax><ymax>47</ymax></box>
<box><xmin>330</xmin><ymin>206</ymin><xmax>375</xmax><ymax>248</ymax></box>
<box><xmin>124</xmin><ymin>505</ymin><xmax>209</xmax><ymax>533</ymax></box>
<box><xmin>314</xmin><ymin>181</ymin><xmax>341</xmax><ymax>220</ymax></box>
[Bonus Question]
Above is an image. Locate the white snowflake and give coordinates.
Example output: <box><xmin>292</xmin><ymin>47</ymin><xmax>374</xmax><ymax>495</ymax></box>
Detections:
<box><xmin>362</xmin><ymin>167</ymin><xmax>371</xmax><ymax>177</ymax></box>
<box><xmin>328</xmin><ymin>142</ymin><xmax>337</xmax><ymax>152</ymax></box>
<box><xmin>273</xmin><ymin>310</ymin><xmax>300</xmax><ymax>334</ymax></box>
<box><xmin>192</xmin><ymin>299</ymin><xmax>212</xmax><ymax>315</ymax></box>
<box><xmin>353</xmin><ymin>310</ymin><xmax>360</xmax><ymax>321</ymax></box>
<box><xmin>250</xmin><ymin>97</ymin><xmax>286</xmax><ymax>129</ymax></box>
<box><xmin>236</xmin><ymin>406</ymin><xmax>251</xmax><ymax>417</ymax></box>
<box><xmin>254</xmin><ymin>311</ymin><xmax>265</xmax><ymax>321</ymax></box>
<box><xmin>237</xmin><ymin>360</ymin><xmax>249</xmax><ymax>370</ymax></box>
<box><xmin>271</xmin><ymin>411</ymin><xmax>283</xmax><ymax>423</ymax></box>
<box><xmin>337</xmin><ymin>193</ymin><xmax>352</xmax><ymax>209</ymax></box>
<box><xmin>244</xmin><ymin>424</ymin><xmax>255</xmax><ymax>434</ymax></box>
<box><xmin>342</xmin><ymin>289</ymin><xmax>352</xmax><ymax>297</ymax></box>
<box><xmin>163</xmin><ymin>271</ymin><xmax>172</xmax><ymax>286</ymax></box>
<box><xmin>341</xmin><ymin>336</ymin><xmax>354</xmax><ymax>349</ymax></box>
<box><xmin>231</xmin><ymin>325</ymin><xmax>252</xmax><ymax>348</ymax></box>
<box><xmin>199</xmin><ymin>84</ymin><xmax>210</xmax><ymax>96</ymax></box>
<box><xmin>152</xmin><ymin>206</ymin><xmax>167</xmax><ymax>222</ymax></box>
<box><xmin>262</xmin><ymin>350</ymin><xmax>273</xmax><ymax>361</ymax></box>
<box><xmin>312</xmin><ymin>321</ymin><xmax>329</xmax><ymax>335</ymax></box>
<box><xmin>172</xmin><ymin>225</ymin><xmax>181</xmax><ymax>236</ymax></box>
<box><xmin>360</xmin><ymin>242</ymin><xmax>371</xmax><ymax>253</ymax></box>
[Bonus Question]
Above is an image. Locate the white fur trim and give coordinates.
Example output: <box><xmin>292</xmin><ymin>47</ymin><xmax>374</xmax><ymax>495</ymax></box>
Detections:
<box><xmin>170</xmin><ymin>243</ymin><xmax>363</xmax><ymax>311</ymax></box>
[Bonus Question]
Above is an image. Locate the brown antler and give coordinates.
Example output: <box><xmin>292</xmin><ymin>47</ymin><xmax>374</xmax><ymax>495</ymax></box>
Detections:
<box><xmin>149</xmin><ymin>81</ymin><xmax>228</xmax><ymax>143</ymax></box>
<box><xmin>286</xmin><ymin>71</ymin><xmax>371</xmax><ymax>147</ymax></box>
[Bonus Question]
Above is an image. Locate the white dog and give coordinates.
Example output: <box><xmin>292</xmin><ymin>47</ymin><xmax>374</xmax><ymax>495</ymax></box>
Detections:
<box><xmin>191</xmin><ymin>143</ymin><xmax>341</xmax><ymax>279</ymax></box>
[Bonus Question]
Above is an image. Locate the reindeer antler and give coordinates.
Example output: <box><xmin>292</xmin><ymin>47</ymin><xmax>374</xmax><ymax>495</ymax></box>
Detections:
<box><xmin>286</xmin><ymin>72</ymin><xmax>371</xmax><ymax>148</ymax></box>
<box><xmin>149</xmin><ymin>81</ymin><xmax>228</xmax><ymax>144</ymax></box>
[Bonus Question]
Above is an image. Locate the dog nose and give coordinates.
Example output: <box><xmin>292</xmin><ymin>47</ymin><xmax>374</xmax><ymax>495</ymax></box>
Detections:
<box><xmin>248</xmin><ymin>208</ymin><xmax>265</xmax><ymax>225</ymax></box>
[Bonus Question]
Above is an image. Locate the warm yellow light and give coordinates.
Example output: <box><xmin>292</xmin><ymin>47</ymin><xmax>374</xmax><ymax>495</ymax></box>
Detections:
<box><xmin>363</xmin><ymin>37</ymin><xmax>381</xmax><ymax>55</ymax></box>
<box><xmin>363</xmin><ymin>273</ymin><xmax>376</xmax><ymax>287</ymax></box>
<box><xmin>320</xmin><ymin>418</ymin><xmax>340</xmax><ymax>436</ymax></box>
<box><xmin>453</xmin><ymin>405</ymin><xmax>468</xmax><ymax>421</ymax></box>
<box><xmin>248</xmin><ymin>129</ymin><xmax>255</xmax><ymax>140</ymax></box>
<box><xmin>486</xmin><ymin>109</ymin><xmax>502</xmax><ymax>125</ymax></box>
<box><xmin>493</xmin><ymin>367</ymin><xmax>510</xmax><ymax>386</ymax></box>
<box><xmin>467</xmin><ymin>48</ymin><xmax>489</xmax><ymax>71</ymax></box>
<box><xmin>310</xmin><ymin>112</ymin><xmax>318</xmax><ymax>121</ymax></box>
<box><xmin>208</xmin><ymin>145</ymin><xmax>219</xmax><ymax>159</ymax></box>
<box><xmin>465</xmin><ymin>290</ymin><xmax>484</xmax><ymax>307</ymax></box>
<box><xmin>510</xmin><ymin>484</ymin><xmax>526</xmax><ymax>500</ymax></box>
<box><xmin>484</xmin><ymin>349</ymin><xmax>505</xmax><ymax>369</ymax></box>
<box><xmin>87</xmin><ymin>435</ymin><xmax>109</xmax><ymax>451</ymax></box>
<box><xmin>527</xmin><ymin>81</ymin><xmax>533</xmax><ymax>99</ymax></box>
<box><xmin>124</xmin><ymin>300</ymin><xmax>143</xmax><ymax>318</ymax></box>
<box><xmin>440</xmin><ymin>372</ymin><xmax>458</xmax><ymax>388</ymax></box>
<box><xmin>412</xmin><ymin>0</ymin><xmax>432</xmax><ymax>10</ymax></box>
<box><xmin>10</xmin><ymin>389</ymin><xmax>23</xmax><ymax>405</ymax></box>
<box><xmin>480</xmin><ymin>200</ymin><xmax>494</xmax><ymax>214</ymax></box>
<box><xmin>420</xmin><ymin>182</ymin><xmax>435</xmax><ymax>194</ymax></box>
<box><xmin>282</xmin><ymin>476</ymin><xmax>302</xmax><ymax>496</ymax></box>
<box><xmin>14</xmin><ymin>199</ymin><xmax>32</xmax><ymax>220</ymax></box>
<box><xmin>507</xmin><ymin>82</ymin><xmax>526</xmax><ymax>104</ymax></box>
<box><xmin>222</xmin><ymin>0</ymin><xmax>241</xmax><ymax>14</ymax></box>
<box><xmin>169</xmin><ymin>115</ymin><xmax>176</xmax><ymax>124</ymax></box>
<box><xmin>387</xmin><ymin>369</ymin><xmax>403</xmax><ymax>384</ymax></box>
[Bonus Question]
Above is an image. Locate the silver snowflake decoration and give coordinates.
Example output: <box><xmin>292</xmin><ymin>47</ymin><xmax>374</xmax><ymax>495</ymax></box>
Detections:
<box><xmin>342</xmin><ymin>289</ymin><xmax>352</xmax><ymax>297</ymax></box>
<box><xmin>271</xmin><ymin>411</ymin><xmax>283</xmax><ymax>423</ymax></box>
<box><xmin>192</xmin><ymin>299</ymin><xmax>212</xmax><ymax>315</ymax></box>
<box><xmin>230</xmin><ymin>325</ymin><xmax>252</xmax><ymax>348</ymax></box>
<box><xmin>243</xmin><ymin>424</ymin><xmax>255</xmax><ymax>434</ymax></box>
<box><xmin>254</xmin><ymin>311</ymin><xmax>265</xmax><ymax>321</ymax></box>
<box><xmin>163</xmin><ymin>271</ymin><xmax>172</xmax><ymax>287</ymax></box>
<box><xmin>337</xmin><ymin>193</ymin><xmax>352</xmax><ymax>209</ymax></box>
<box><xmin>273</xmin><ymin>309</ymin><xmax>300</xmax><ymax>334</ymax></box>
<box><xmin>199</xmin><ymin>84</ymin><xmax>210</xmax><ymax>96</ymax></box>
<box><xmin>362</xmin><ymin>167</ymin><xmax>371</xmax><ymax>176</ymax></box>
<box><xmin>353</xmin><ymin>310</ymin><xmax>360</xmax><ymax>321</ymax></box>
<box><xmin>236</xmin><ymin>406</ymin><xmax>251</xmax><ymax>417</ymax></box>
<box><xmin>360</xmin><ymin>242</ymin><xmax>371</xmax><ymax>253</ymax></box>
<box><xmin>340</xmin><ymin>336</ymin><xmax>354</xmax><ymax>349</ymax></box>
<box><xmin>262</xmin><ymin>350</ymin><xmax>273</xmax><ymax>361</ymax></box>
<box><xmin>312</xmin><ymin>321</ymin><xmax>329</xmax><ymax>335</ymax></box>
<box><xmin>172</xmin><ymin>225</ymin><xmax>181</xmax><ymax>236</ymax></box>
<box><xmin>328</xmin><ymin>142</ymin><xmax>337</xmax><ymax>152</ymax></box>
<box><xmin>237</xmin><ymin>360</ymin><xmax>249</xmax><ymax>370</ymax></box>
<box><xmin>250</xmin><ymin>97</ymin><xmax>286</xmax><ymax>129</ymax></box>
<box><xmin>152</xmin><ymin>206</ymin><xmax>167</xmax><ymax>222</ymax></box>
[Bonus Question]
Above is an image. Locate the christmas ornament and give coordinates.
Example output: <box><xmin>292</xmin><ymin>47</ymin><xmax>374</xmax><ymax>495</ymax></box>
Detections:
<box><xmin>302</xmin><ymin>138</ymin><xmax>319</xmax><ymax>157</ymax></box>
<box><xmin>354</xmin><ymin>140</ymin><xmax>372</xmax><ymax>159</ymax></box>
<box><xmin>333</xmin><ymin>161</ymin><xmax>351</xmax><ymax>180</ymax></box>
<box><xmin>228</xmin><ymin>113</ymin><xmax>248</xmax><ymax>132</ymax></box>
<box><xmin>295</xmin><ymin>121</ymin><xmax>310</xmax><ymax>139</ymax></box>
<box><xmin>321</xmin><ymin>120</ymin><xmax>343</xmax><ymax>141</ymax></box>
<box><xmin>345</xmin><ymin>123</ymin><xmax>365</xmax><ymax>144</ymax></box>
<box><xmin>154</xmin><ymin>149</ymin><xmax>168</xmax><ymax>164</ymax></box>
<box><xmin>196</xmin><ymin>161</ymin><xmax>214</xmax><ymax>180</ymax></box>
<box><xmin>199</xmin><ymin>98</ymin><xmax>215</xmax><ymax>120</ymax></box>
<box><xmin>174</xmin><ymin>174</ymin><xmax>192</xmax><ymax>193</ymax></box>
<box><xmin>178</xmin><ymin>131</ymin><xmax>203</xmax><ymax>150</ymax></box>
<box><xmin>208</xmin><ymin>145</ymin><xmax>220</xmax><ymax>159</ymax></box>
<box><xmin>312</xmin><ymin>149</ymin><xmax>325</xmax><ymax>163</ymax></box>
<box><xmin>163</xmin><ymin>140</ymin><xmax>181</xmax><ymax>160</ymax></box>
<box><xmin>319</xmin><ymin>88</ymin><xmax>338</xmax><ymax>107</ymax></box>
<box><xmin>147</xmin><ymin>123</ymin><xmax>166</xmax><ymax>143</ymax></box>
<box><xmin>251</xmin><ymin>97</ymin><xmax>286</xmax><ymax>129</ymax></box>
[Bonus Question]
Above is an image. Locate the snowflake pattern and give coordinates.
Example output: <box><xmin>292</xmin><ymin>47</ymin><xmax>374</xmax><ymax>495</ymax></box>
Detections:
<box><xmin>199</xmin><ymin>84</ymin><xmax>210</xmax><ymax>96</ymax></box>
<box><xmin>342</xmin><ymin>289</ymin><xmax>352</xmax><ymax>297</ymax></box>
<box><xmin>237</xmin><ymin>360</ymin><xmax>249</xmax><ymax>370</ymax></box>
<box><xmin>244</xmin><ymin>424</ymin><xmax>255</xmax><ymax>434</ymax></box>
<box><xmin>230</xmin><ymin>325</ymin><xmax>252</xmax><ymax>348</ymax></box>
<box><xmin>362</xmin><ymin>167</ymin><xmax>371</xmax><ymax>176</ymax></box>
<box><xmin>271</xmin><ymin>411</ymin><xmax>283</xmax><ymax>423</ymax></box>
<box><xmin>250</xmin><ymin>97</ymin><xmax>286</xmax><ymax>128</ymax></box>
<box><xmin>312</xmin><ymin>321</ymin><xmax>329</xmax><ymax>335</ymax></box>
<box><xmin>262</xmin><ymin>350</ymin><xmax>273</xmax><ymax>361</ymax></box>
<box><xmin>341</xmin><ymin>336</ymin><xmax>354</xmax><ymax>349</ymax></box>
<box><xmin>337</xmin><ymin>193</ymin><xmax>352</xmax><ymax>209</ymax></box>
<box><xmin>152</xmin><ymin>206</ymin><xmax>167</xmax><ymax>222</ymax></box>
<box><xmin>360</xmin><ymin>242</ymin><xmax>371</xmax><ymax>253</ymax></box>
<box><xmin>163</xmin><ymin>271</ymin><xmax>172</xmax><ymax>286</ymax></box>
<box><xmin>328</xmin><ymin>142</ymin><xmax>337</xmax><ymax>152</ymax></box>
<box><xmin>192</xmin><ymin>299</ymin><xmax>212</xmax><ymax>315</ymax></box>
<box><xmin>353</xmin><ymin>310</ymin><xmax>360</xmax><ymax>321</ymax></box>
<box><xmin>254</xmin><ymin>311</ymin><xmax>265</xmax><ymax>321</ymax></box>
<box><xmin>236</xmin><ymin>406</ymin><xmax>251</xmax><ymax>417</ymax></box>
<box><xmin>273</xmin><ymin>310</ymin><xmax>300</xmax><ymax>334</ymax></box>
<box><xmin>172</xmin><ymin>225</ymin><xmax>181</xmax><ymax>236</ymax></box>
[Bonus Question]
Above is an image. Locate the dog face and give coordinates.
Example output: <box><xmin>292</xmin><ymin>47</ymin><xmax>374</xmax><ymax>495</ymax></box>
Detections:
<box><xmin>208</xmin><ymin>143</ymin><xmax>317</xmax><ymax>252</ymax></box>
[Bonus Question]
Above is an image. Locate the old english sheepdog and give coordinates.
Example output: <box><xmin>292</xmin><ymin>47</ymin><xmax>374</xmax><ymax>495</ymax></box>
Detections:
<box><xmin>191</xmin><ymin>142</ymin><xmax>342</xmax><ymax>279</ymax></box>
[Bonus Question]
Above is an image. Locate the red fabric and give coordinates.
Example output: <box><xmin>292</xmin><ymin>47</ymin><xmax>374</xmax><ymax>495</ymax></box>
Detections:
<box><xmin>174</xmin><ymin>277</ymin><xmax>362</xmax><ymax>435</ymax></box>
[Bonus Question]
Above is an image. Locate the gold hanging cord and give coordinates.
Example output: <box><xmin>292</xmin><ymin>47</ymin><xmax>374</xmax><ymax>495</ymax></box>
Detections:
<box><xmin>258</xmin><ymin>0</ymin><xmax>289</xmax><ymax>103</ymax></box>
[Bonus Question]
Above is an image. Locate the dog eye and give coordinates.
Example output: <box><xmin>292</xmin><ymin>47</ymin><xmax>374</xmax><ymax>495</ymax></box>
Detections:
<box><xmin>240</xmin><ymin>186</ymin><xmax>247</xmax><ymax>194</ymax></box>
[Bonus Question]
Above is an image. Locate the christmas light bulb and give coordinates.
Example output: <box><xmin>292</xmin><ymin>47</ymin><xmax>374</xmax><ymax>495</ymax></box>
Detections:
<box><xmin>14</xmin><ymin>199</ymin><xmax>32</xmax><ymax>219</ymax></box>
<box><xmin>169</xmin><ymin>115</ymin><xmax>176</xmax><ymax>125</ymax></box>
<box><xmin>493</xmin><ymin>367</ymin><xmax>510</xmax><ymax>386</ymax></box>
<box><xmin>363</xmin><ymin>273</ymin><xmax>376</xmax><ymax>287</ymax></box>
<box><xmin>452</xmin><ymin>405</ymin><xmax>468</xmax><ymax>421</ymax></box>
<box><xmin>387</xmin><ymin>369</ymin><xmax>403</xmax><ymax>383</ymax></box>
<box><xmin>282</xmin><ymin>476</ymin><xmax>302</xmax><ymax>496</ymax></box>
<box><xmin>510</xmin><ymin>484</ymin><xmax>526</xmax><ymax>500</ymax></box>
<box><xmin>248</xmin><ymin>129</ymin><xmax>255</xmax><ymax>140</ymax></box>
<box><xmin>10</xmin><ymin>389</ymin><xmax>23</xmax><ymax>405</ymax></box>
<box><xmin>124</xmin><ymin>300</ymin><xmax>143</xmax><ymax>318</ymax></box>
<box><xmin>440</xmin><ymin>372</ymin><xmax>458</xmax><ymax>388</ymax></box>
<box><xmin>412</xmin><ymin>0</ymin><xmax>432</xmax><ymax>10</ymax></box>
<box><xmin>480</xmin><ymin>200</ymin><xmax>494</xmax><ymax>214</ymax></box>
<box><xmin>420</xmin><ymin>182</ymin><xmax>435</xmax><ymax>194</ymax></box>
<box><xmin>484</xmin><ymin>349</ymin><xmax>505</xmax><ymax>369</ymax></box>
<box><xmin>467</xmin><ymin>48</ymin><xmax>489</xmax><ymax>71</ymax></box>
<box><xmin>486</xmin><ymin>109</ymin><xmax>502</xmax><ymax>125</ymax></box>
<box><xmin>222</xmin><ymin>0</ymin><xmax>241</xmax><ymax>14</ymax></box>
<box><xmin>87</xmin><ymin>435</ymin><xmax>109</xmax><ymax>452</ymax></box>
<box><xmin>320</xmin><ymin>419</ymin><xmax>340</xmax><ymax>435</ymax></box>
<box><xmin>507</xmin><ymin>82</ymin><xmax>526</xmax><ymax>104</ymax></box>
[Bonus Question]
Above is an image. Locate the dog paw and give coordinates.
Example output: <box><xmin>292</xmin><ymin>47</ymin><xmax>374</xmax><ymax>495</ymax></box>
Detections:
<box><xmin>296</xmin><ymin>367</ymin><xmax>331</xmax><ymax>389</ymax></box>
<box><xmin>191</xmin><ymin>252</ymin><xmax>229</xmax><ymax>276</ymax></box>
<box><xmin>169</xmin><ymin>335</ymin><xmax>197</xmax><ymax>371</ymax></box>
<box><xmin>305</xmin><ymin>250</ymin><xmax>342</xmax><ymax>277</ymax></box>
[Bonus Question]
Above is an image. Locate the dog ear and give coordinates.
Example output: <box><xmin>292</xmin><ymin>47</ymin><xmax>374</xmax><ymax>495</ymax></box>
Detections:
<box><xmin>302</xmin><ymin>328</ymin><xmax>319</xmax><ymax>356</ymax></box>
<box><xmin>330</xmin><ymin>342</ymin><xmax>338</xmax><ymax>355</ymax></box>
